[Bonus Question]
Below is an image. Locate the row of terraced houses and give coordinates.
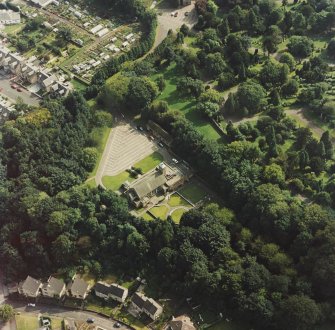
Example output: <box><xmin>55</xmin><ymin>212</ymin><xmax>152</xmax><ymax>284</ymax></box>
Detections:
<box><xmin>18</xmin><ymin>275</ymin><xmax>163</xmax><ymax>321</ymax></box>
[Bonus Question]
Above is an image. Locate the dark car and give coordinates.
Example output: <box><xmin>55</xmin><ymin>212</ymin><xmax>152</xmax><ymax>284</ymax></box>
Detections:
<box><xmin>87</xmin><ymin>318</ymin><xmax>95</xmax><ymax>323</ymax></box>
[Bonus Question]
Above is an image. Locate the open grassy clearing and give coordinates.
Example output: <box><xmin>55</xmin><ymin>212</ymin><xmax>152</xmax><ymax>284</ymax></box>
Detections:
<box><xmin>170</xmin><ymin>208</ymin><xmax>186</xmax><ymax>223</ymax></box>
<box><xmin>134</xmin><ymin>151</ymin><xmax>164</xmax><ymax>172</ymax></box>
<box><xmin>16</xmin><ymin>313</ymin><xmax>63</xmax><ymax>330</ymax></box>
<box><xmin>152</xmin><ymin>64</ymin><xmax>221</xmax><ymax>141</ymax></box>
<box><xmin>142</xmin><ymin>212</ymin><xmax>155</xmax><ymax>221</ymax></box>
<box><xmin>16</xmin><ymin>314</ymin><xmax>38</xmax><ymax>330</ymax></box>
<box><xmin>178</xmin><ymin>182</ymin><xmax>208</xmax><ymax>204</ymax></box>
<box><xmin>149</xmin><ymin>205</ymin><xmax>169</xmax><ymax>219</ymax></box>
<box><xmin>168</xmin><ymin>194</ymin><xmax>192</xmax><ymax>207</ymax></box>
<box><xmin>102</xmin><ymin>151</ymin><xmax>163</xmax><ymax>190</ymax></box>
<box><xmin>102</xmin><ymin>172</ymin><xmax>134</xmax><ymax>191</ymax></box>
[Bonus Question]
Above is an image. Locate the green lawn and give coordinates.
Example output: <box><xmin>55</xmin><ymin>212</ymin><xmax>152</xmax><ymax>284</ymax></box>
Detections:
<box><xmin>103</xmin><ymin>152</ymin><xmax>163</xmax><ymax>191</ymax></box>
<box><xmin>16</xmin><ymin>314</ymin><xmax>63</xmax><ymax>330</ymax></box>
<box><xmin>71</xmin><ymin>78</ymin><xmax>88</xmax><ymax>92</ymax></box>
<box><xmin>134</xmin><ymin>152</ymin><xmax>164</xmax><ymax>172</ymax></box>
<box><xmin>170</xmin><ymin>208</ymin><xmax>186</xmax><ymax>223</ymax></box>
<box><xmin>149</xmin><ymin>205</ymin><xmax>169</xmax><ymax>219</ymax></box>
<box><xmin>87</xmin><ymin>126</ymin><xmax>111</xmax><ymax>180</ymax></box>
<box><xmin>178</xmin><ymin>182</ymin><xmax>208</xmax><ymax>204</ymax></box>
<box><xmin>152</xmin><ymin>64</ymin><xmax>221</xmax><ymax>141</ymax></box>
<box><xmin>168</xmin><ymin>194</ymin><xmax>192</xmax><ymax>207</ymax></box>
<box><xmin>102</xmin><ymin>172</ymin><xmax>134</xmax><ymax>191</ymax></box>
<box><xmin>142</xmin><ymin>212</ymin><xmax>155</xmax><ymax>221</ymax></box>
<box><xmin>16</xmin><ymin>314</ymin><xmax>38</xmax><ymax>330</ymax></box>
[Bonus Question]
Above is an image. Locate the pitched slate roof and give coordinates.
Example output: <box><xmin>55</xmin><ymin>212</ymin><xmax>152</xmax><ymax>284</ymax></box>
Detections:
<box><xmin>110</xmin><ymin>284</ymin><xmax>127</xmax><ymax>298</ymax></box>
<box><xmin>68</xmin><ymin>277</ymin><xmax>89</xmax><ymax>296</ymax></box>
<box><xmin>144</xmin><ymin>298</ymin><xmax>161</xmax><ymax>316</ymax></box>
<box><xmin>94</xmin><ymin>282</ymin><xmax>110</xmax><ymax>296</ymax></box>
<box><xmin>132</xmin><ymin>292</ymin><xmax>146</xmax><ymax>309</ymax></box>
<box><xmin>131</xmin><ymin>172</ymin><xmax>166</xmax><ymax>199</ymax></box>
<box><xmin>42</xmin><ymin>277</ymin><xmax>65</xmax><ymax>296</ymax></box>
<box><xmin>20</xmin><ymin>276</ymin><xmax>41</xmax><ymax>296</ymax></box>
<box><xmin>169</xmin><ymin>315</ymin><xmax>196</xmax><ymax>330</ymax></box>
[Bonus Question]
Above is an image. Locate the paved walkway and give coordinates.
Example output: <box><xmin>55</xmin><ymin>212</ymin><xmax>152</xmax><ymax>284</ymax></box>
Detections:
<box><xmin>285</xmin><ymin>108</ymin><xmax>335</xmax><ymax>142</ymax></box>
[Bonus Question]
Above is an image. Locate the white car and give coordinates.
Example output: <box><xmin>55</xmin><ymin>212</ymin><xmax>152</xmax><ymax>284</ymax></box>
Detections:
<box><xmin>172</xmin><ymin>158</ymin><xmax>179</xmax><ymax>164</ymax></box>
<box><xmin>27</xmin><ymin>303</ymin><xmax>35</xmax><ymax>307</ymax></box>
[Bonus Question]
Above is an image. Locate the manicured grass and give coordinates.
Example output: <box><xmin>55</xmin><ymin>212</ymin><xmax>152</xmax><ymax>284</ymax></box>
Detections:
<box><xmin>16</xmin><ymin>314</ymin><xmax>38</xmax><ymax>330</ymax></box>
<box><xmin>4</xmin><ymin>23</ymin><xmax>24</xmax><ymax>34</ymax></box>
<box><xmin>142</xmin><ymin>212</ymin><xmax>155</xmax><ymax>221</ymax></box>
<box><xmin>150</xmin><ymin>205</ymin><xmax>169</xmax><ymax>219</ymax></box>
<box><xmin>134</xmin><ymin>152</ymin><xmax>164</xmax><ymax>173</ymax></box>
<box><xmin>179</xmin><ymin>182</ymin><xmax>207</xmax><ymax>204</ymax></box>
<box><xmin>168</xmin><ymin>194</ymin><xmax>192</xmax><ymax>207</ymax></box>
<box><xmin>170</xmin><ymin>208</ymin><xmax>186</xmax><ymax>223</ymax></box>
<box><xmin>87</xmin><ymin>126</ymin><xmax>111</xmax><ymax>179</ymax></box>
<box><xmin>102</xmin><ymin>172</ymin><xmax>135</xmax><ymax>191</ymax></box>
<box><xmin>86</xmin><ymin>296</ymin><xmax>115</xmax><ymax>316</ymax></box>
<box><xmin>152</xmin><ymin>64</ymin><xmax>221</xmax><ymax>141</ymax></box>
<box><xmin>71</xmin><ymin>78</ymin><xmax>88</xmax><ymax>92</ymax></box>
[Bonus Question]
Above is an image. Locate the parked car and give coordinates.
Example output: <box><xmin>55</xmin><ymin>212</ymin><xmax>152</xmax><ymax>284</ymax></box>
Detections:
<box><xmin>17</xmin><ymin>88</ymin><xmax>22</xmax><ymax>92</ymax></box>
<box><xmin>137</xmin><ymin>125</ymin><xmax>144</xmax><ymax>131</ymax></box>
<box><xmin>114</xmin><ymin>323</ymin><xmax>121</xmax><ymax>328</ymax></box>
<box><xmin>184</xmin><ymin>11</ymin><xmax>189</xmax><ymax>16</ymax></box>
<box><xmin>87</xmin><ymin>318</ymin><xmax>95</xmax><ymax>323</ymax></box>
<box><xmin>10</xmin><ymin>84</ymin><xmax>16</xmax><ymax>89</ymax></box>
<box><xmin>27</xmin><ymin>303</ymin><xmax>35</xmax><ymax>307</ymax></box>
<box><xmin>172</xmin><ymin>158</ymin><xmax>179</xmax><ymax>164</ymax></box>
<box><xmin>174</xmin><ymin>12</ymin><xmax>178</xmax><ymax>17</ymax></box>
<box><xmin>158</xmin><ymin>142</ymin><xmax>164</xmax><ymax>148</ymax></box>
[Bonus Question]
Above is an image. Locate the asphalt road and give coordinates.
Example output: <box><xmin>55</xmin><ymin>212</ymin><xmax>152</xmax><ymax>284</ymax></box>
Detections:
<box><xmin>9</xmin><ymin>302</ymin><xmax>131</xmax><ymax>330</ymax></box>
<box><xmin>0</xmin><ymin>72</ymin><xmax>40</xmax><ymax>107</ymax></box>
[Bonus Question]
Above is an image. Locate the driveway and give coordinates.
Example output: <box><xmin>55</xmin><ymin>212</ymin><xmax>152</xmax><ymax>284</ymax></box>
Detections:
<box><xmin>95</xmin><ymin>120</ymin><xmax>158</xmax><ymax>187</ymax></box>
<box><xmin>151</xmin><ymin>1</ymin><xmax>197</xmax><ymax>51</ymax></box>
<box><xmin>0</xmin><ymin>71</ymin><xmax>40</xmax><ymax>107</ymax></box>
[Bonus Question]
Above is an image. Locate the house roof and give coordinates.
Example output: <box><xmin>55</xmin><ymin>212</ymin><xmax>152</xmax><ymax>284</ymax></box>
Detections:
<box><xmin>131</xmin><ymin>172</ymin><xmax>166</xmax><ymax>199</ymax></box>
<box><xmin>68</xmin><ymin>277</ymin><xmax>89</xmax><ymax>296</ymax></box>
<box><xmin>0</xmin><ymin>10</ymin><xmax>20</xmax><ymax>22</ymax></box>
<box><xmin>94</xmin><ymin>282</ymin><xmax>110</xmax><ymax>296</ymax></box>
<box><xmin>42</xmin><ymin>277</ymin><xmax>65</xmax><ymax>296</ymax></box>
<box><xmin>147</xmin><ymin>120</ymin><xmax>173</xmax><ymax>146</ymax></box>
<box><xmin>132</xmin><ymin>292</ymin><xmax>146</xmax><ymax>309</ymax></box>
<box><xmin>110</xmin><ymin>284</ymin><xmax>127</xmax><ymax>298</ymax></box>
<box><xmin>169</xmin><ymin>315</ymin><xmax>196</xmax><ymax>330</ymax></box>
<box><xmin>20</xmin><ymin>276</ymin><xmax>41</xmax><ymax>296</ymax></box>
<box><xmin>143</xmin><ymin>298</ymin><xmax>162</xmax><ymax>316</ymax></box>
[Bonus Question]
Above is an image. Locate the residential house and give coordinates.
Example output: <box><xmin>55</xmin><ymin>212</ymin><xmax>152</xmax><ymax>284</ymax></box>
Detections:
<box><xmin>30</xmin><ymin>0</ymin><xmax>54</xmax><ymax>8</ymax></box>
<box><xmin>110</xmin><ymin>284</ymin><xmax>128</xmax><ymax>303</ymax></box>
<box><xmin>0</xmin><ymin>10</ymin><xmax>21</xmax><ymax>25</ymax></box>
<box><xmin>94</xmin><ymin>282</ymin><xmax>110</xmax><ymax>300</ymax></box>
<box><xmin>41</xmin><ymin>276</ymin><xmax>66</xmax><ymax>299</ymax></box>
<box><xmin>166</xmin><ymin>315</ymin><xmax>196</xmax><ymax>330</ymax></box>
<box><xmin>67</xmin><ymin>276</ymin><xmax>90</xmax><ymax>300</ymax></box>
<box><xmin>18</xmin><ymin>276</ymin><xmax>42</xmax><ymax>298</ymax></box>
<box><xmin>94</xmin><ymin>282</ymin><xmax>128</xmax><ymax>303</ymax></box>
<box><xmin>131</xmin><ymin>292</ymin><xmax>163</xmax><ymax>320</ymax></box>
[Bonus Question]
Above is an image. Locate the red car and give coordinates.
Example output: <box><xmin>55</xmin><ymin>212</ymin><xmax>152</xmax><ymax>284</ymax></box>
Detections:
<box><xmin>11</xmin><ymin>84</ymin><xmax>17</xmax><ymax>89</ymax></box>
<box><xmin>17</xmin><ymin>88</ymin><xmax>22</xmax><ymax>92</ymax></box>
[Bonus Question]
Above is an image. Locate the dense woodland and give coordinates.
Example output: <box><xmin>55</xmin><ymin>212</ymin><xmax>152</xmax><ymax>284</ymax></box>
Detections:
<box><xmin>1</xmin><ymin>0</ymin><xmax>335</xmax><ymax>329</ymax></box>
